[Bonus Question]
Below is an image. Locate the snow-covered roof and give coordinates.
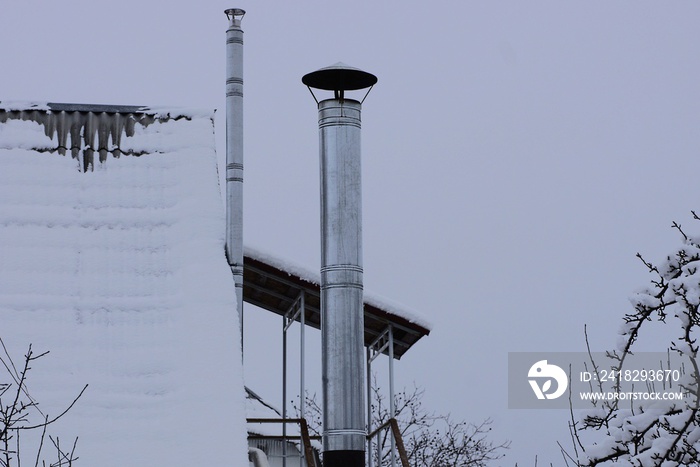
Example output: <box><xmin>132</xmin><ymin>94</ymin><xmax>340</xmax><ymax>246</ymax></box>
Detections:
<box><xmin>0</xmin><ymin>103</ymin><xmax>247</xmax><ymax>466</ymax></box>
<box><xmin>244</xmin><ymin>245</ymin><xmax>431</xmax><ymax>359</ymax></box>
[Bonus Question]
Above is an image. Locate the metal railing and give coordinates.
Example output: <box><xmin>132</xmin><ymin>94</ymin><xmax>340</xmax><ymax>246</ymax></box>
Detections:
<box><xmin>248</xmin><ymin>416</ymin><xmax>410</xmax><ymax>467</ymax></box>
<box><xmin>366</xmin><ymin>418</ymin><xmax>410</xmax><ymax>467</ymax></box>
<box><xmin>247</xmin><ymin>418</ymin><xmax>320</xmax><ymax>467</ymax></box>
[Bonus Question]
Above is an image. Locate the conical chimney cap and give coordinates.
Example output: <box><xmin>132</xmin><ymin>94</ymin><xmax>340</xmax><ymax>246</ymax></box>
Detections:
<box><xmin>302</xmin><ymin>62</ymin><xmax>377</xmax><ymax>91</ymax></box>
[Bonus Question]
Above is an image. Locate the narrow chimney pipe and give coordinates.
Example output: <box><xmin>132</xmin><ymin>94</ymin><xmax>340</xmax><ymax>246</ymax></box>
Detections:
<box><xmin>225</xmin><ymin>8</ymin><xmax>245</xmax><ymax>336</ymax></box>
<box><xmin>303</xmin><ymin>63</ymin><xmax>377</xmax><ymax>467</ymax></box>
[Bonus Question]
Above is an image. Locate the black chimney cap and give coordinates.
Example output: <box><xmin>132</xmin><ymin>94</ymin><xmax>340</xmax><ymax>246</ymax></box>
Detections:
<box><xmin>302</xmin><ymin>62</ymin><xmax>377</xmax><ymax>91</ymax></box>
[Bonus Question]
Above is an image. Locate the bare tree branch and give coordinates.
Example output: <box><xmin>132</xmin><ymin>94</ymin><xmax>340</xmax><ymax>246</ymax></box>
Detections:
<box><xmin>297</xmin><ymin>377</ymin><xmax>509</xmax><ymax>466</ymax></box>
<box><xmin>1</xmin><ymin>343</ymin><xmax>83</xmax><ymax>467</ymax></box>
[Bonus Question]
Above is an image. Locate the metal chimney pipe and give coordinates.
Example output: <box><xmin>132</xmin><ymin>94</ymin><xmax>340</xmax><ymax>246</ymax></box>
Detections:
<box><xmin>225</xmin><ymin>8</ymin><xmax>245</xmax><ymax>336</ymax></box>
<box><xmin>302</xmin><ymin>63</ymin><xmax>377</xmax><ymax>467</ymax></box>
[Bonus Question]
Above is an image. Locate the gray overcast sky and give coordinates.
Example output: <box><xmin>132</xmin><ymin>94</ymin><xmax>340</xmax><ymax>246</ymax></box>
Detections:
<box><xmin>2</xmin><ymin>1</ymin><xmax>700</xmax><ymax>464</ymax></box>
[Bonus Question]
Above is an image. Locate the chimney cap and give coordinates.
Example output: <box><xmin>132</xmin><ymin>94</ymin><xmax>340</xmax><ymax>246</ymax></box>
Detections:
<box><xmin>302</xmin><ymin>62</ymin><xmax>377</xmax><ymax>91</ymax></box>
<box><xmin>225</xmin><ymin>8</ymin><xmax>245</xmax><ymax>22</ymax></box>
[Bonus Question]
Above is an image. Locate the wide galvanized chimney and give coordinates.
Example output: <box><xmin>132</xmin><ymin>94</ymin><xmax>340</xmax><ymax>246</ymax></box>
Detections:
<box><xmin>302</xmin><ymin>63</ymin><xmax>377</xmax><ymax>467</ymax></box>
<box><xmin>225</xmin><ymin>8</ymin><xmax>245</xmax><ymax>334</ymax></box>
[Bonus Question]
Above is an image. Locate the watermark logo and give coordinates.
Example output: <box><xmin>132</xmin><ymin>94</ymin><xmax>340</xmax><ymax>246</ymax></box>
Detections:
<box><xmin>528</xmin><ymin>360</ymin><xmax>568</xmax><ymax>400</ymax></box>
<box><xmin>509</xmin><ymin>352</ymin><xmax>689</xmax><ymax>409</ymax></box>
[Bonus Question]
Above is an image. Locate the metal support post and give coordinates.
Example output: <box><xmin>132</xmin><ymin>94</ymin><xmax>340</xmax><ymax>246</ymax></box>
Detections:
<box><xmin>366</xmin><ymin>326</ymin><xmax>398</xmax><ymax>467</ymax></box>
<box><xmin>283</xmin><ymin>313</ymin><xmax>288</xmax><ymax>467</ymax></box>
<box><xmin>366</xmin><ymin>347</ymin><xmax>373</xmax><ymax>467</ymax></box>
<box><xmin>282</xmin><ymin>292</ymin><xmax>307</xmax><ymax>467</ymax></box>
<box><xmin>299</xmin><ymin>292</ymin><xmax>306</xmax><ymax>417</ymax></box>
<box><xmin>389</xmin><ymin>326</ymin><xmax>396</xmax><ymax>467</ymax></box>
<box><xmin>300</xmin><ymin>291</ymin><xmax>306</xmax><ymax>467</ymax></box>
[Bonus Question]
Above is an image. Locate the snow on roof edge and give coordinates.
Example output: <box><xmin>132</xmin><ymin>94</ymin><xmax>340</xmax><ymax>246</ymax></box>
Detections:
<box><xmin>244</xmin><ymin>244</ymin><xmax>320</xmax><ymax>286</ymax></box>
<box><xmin>0</xmin><ymin>101</ymin><xmax>214</xmax><ymax>120</ymax></box>
<box><xmin>243</xmin><ymin>244</ymin><xmax>433</xmax><ymax>331</ymax></box>
<box><xmin>0</xmin><ymin>101</ymin><xmax>50</xmax><ymax>111</ymax></box>
<box><xmin>142</xmin><ymin>106</ymin><xmax>215</xmax><ymax>120</ymax></box>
